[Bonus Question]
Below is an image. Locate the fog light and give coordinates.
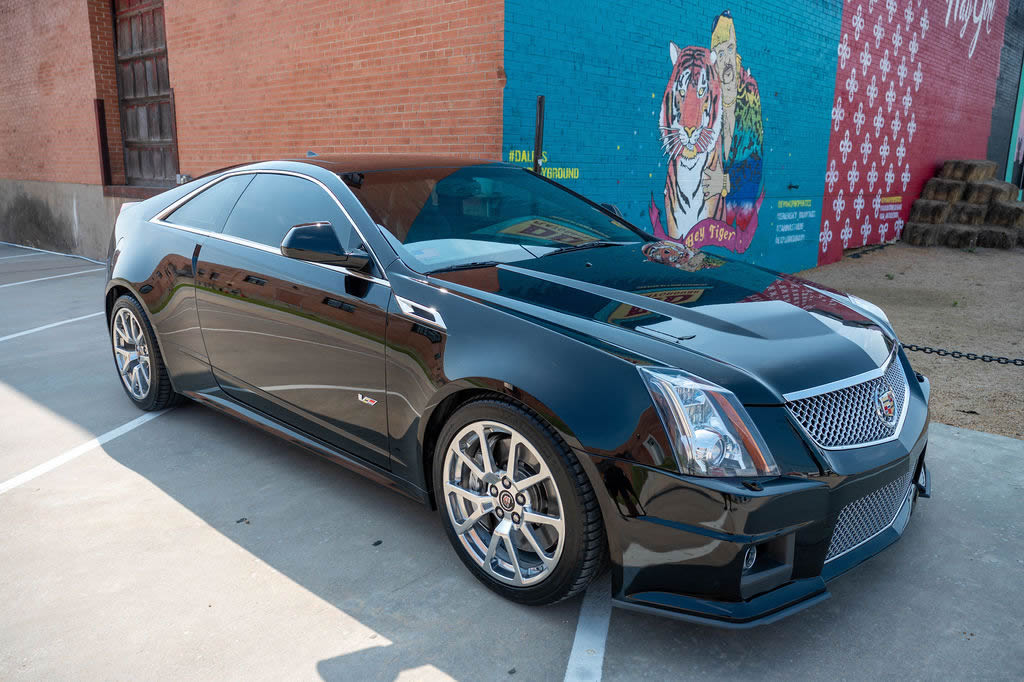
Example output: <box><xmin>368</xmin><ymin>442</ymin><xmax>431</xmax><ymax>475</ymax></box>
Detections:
<box><xmin>743</xmin><ymin>545</ymin><xmax>757</xmax><ymax>572</ymax></box>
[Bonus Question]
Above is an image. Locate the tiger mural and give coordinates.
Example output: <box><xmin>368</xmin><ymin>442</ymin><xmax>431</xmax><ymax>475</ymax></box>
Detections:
<box><xmin>658</xmin><ymin>43</ymin><xmax>723</xmax><ymax>240</ymax></box>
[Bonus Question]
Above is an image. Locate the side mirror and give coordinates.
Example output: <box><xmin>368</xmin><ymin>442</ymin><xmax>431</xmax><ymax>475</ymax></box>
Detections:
<box><xmin>280</xmin><ymin>222</ymin><xmax>371</xmax><ymax>270</ymax></box>
<box><xmin>600</xmin><ymin>202</ymin><xmax>623</xmax><ymax>218</ymax></box>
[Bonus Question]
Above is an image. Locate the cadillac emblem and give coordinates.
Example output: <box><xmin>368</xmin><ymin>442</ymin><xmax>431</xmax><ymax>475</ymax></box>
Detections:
<box><xmin>875</xmin><ymin>385</ymin><xmax>898</xmax><ymax>426</ymax></box>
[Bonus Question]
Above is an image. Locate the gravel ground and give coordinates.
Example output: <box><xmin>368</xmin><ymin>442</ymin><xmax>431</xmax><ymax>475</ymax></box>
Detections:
<box><xmin>797</xmin><ymin>243</ymin><xmax>1024</xmax><ymax>440</ymax></box>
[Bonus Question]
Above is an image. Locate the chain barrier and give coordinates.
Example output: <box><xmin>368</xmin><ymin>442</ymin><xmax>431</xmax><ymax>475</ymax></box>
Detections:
<box><xmin>902</xmin><ymin>343</ymin><xmax>1024</xmax><ymax>367</ymax></box>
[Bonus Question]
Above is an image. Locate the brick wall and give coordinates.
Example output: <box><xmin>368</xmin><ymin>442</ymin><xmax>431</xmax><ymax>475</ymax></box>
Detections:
<box><xmin>820</xmin><ymin>0</ymin><xmax>1012</xmax><ymax>265</ymax></box>
<box><xmin>0</xmin><ymin>2</ymin><xmax>103</xmax><ymax>185</ymax></box>
<box><xmin>87</xmin><ymin>0</ymin><xmax>126</xmax><ymax>186</ymax></box>
<box><xmin>502</xmin><ymin>0</ymin><xmax>1024</xmax><ymax>272</ymax></box>
<box><xmin>502</xmin><ymin>0</ymin><xmax>846</xmax><ymax>273</ymax></box>
<box><xmin>163</xmin><ymin>0</ymin><xmax>505</xmax><ymax>177</ymax></box>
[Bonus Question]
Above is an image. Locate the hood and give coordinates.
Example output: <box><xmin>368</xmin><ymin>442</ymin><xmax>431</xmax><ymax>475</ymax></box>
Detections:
<box><xmin>431</xmin><ymin>241</ymin><xmax>895</xmax><ymax>402</ymax></box>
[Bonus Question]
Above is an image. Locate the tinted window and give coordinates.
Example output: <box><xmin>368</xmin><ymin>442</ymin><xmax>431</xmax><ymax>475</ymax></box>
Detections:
<box><xmin>165</xmin><ymin>174</ymin><xmax>253</xmax><ymax>232</ymax></box>
<box><xmin>348</xmin><ymin>165</ymin><xmax>646</xmax><ymax>272</ymax></box>
<box><xmin>223</xmin><ymin>174</ymin><xmax>352</xmax><ymax>248</ymax></box>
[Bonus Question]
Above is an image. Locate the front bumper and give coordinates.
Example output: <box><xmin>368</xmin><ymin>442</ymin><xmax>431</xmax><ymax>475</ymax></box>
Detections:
<box><xmin>589</xmin><ymin>424</ymin><xmax>930</xmax><ymax>628</ymax></box>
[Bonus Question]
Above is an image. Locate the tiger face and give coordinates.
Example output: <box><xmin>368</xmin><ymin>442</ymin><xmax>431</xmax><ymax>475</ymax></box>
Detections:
<box><xmin>660</xmin><ymin>44</ymin><xmax>722</xmax><ymax>168</ymax></box>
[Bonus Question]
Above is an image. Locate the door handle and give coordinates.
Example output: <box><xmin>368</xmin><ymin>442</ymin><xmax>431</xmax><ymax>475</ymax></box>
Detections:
<box><xmin>243</xmin><ymin>275</ymin><xmax>267</xmax><ymax>286</ymax></box>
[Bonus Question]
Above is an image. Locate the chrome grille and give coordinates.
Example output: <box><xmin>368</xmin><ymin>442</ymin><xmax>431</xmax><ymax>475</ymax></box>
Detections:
<box><xmin>787</xmin><ymin>356</ymin><xmax>908</xmax><ymax>449</ymax></box>
<box><xmin>826</xmin><ymin>459</ymin><xmax>914</xmax><ymax>562</ymax></box>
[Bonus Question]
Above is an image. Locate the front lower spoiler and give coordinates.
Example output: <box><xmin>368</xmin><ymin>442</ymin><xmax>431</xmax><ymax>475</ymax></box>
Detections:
<box><xmin>609</xmin><ymin>449</ymin><xmax>929</xmax><ymax>629</ymax></box>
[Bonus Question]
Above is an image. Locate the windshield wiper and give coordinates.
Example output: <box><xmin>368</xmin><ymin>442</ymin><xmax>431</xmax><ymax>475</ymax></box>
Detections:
<box><xmin>427</xmin><ymin>260</ymin><xmax>501</xmax><ymax>274</ymax></box>
<box><xmin>540</xmin><ymin>240</ymin><xmax>630</xmax><ymax>257</ymax></box>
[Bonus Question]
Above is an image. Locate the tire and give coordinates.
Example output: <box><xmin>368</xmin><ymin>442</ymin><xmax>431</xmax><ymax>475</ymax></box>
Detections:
<box><xmin>433</xmin><ymin>398</ymin><xmax>606</xmax><ymax>605</ymax></box>
<box><xmin>109</xmin><ymin>294</ymin><xmax>183</xmax><ymax>411</ymax></box>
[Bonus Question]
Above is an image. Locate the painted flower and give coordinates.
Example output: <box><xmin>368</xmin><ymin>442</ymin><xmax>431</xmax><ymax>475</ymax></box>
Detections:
<box><xmin>860</xmin><ymin>41</ymin><xmax>873</xmax><ymax>75</ymax></box>
<box><xmin>840</xmin><ymin>129</ymin><xmax>853</xmax><ymax>163</ymax></box>
<box><xmin>833</xmin><ymin>189</ymin><xmax>846</xmax><ymax>220</ymax></box>
<box><xmin>832</xmin><ymin>96</ymin><xmax>846</xmax><ymax>131</ymax></box>
<box><xmin>826</xmin><ymin>159</ymin><xmax>839</xmax><ymax>192</ymax></box>
<box><xmin>873</xmin><ymin>107</ymin><xmax>885</xmax><ymax>137</ymax></box>
<box><xmin>838</xmin><ymin>33</ymin><xmax>851</xmax><ymax>69</ymax></box>
<box><xmin>852</xmin><ymin>5</ymin><xmax>865</xmax><ymax>41</ymax></box>
<box><xmin>841</xmin><ymin>218</ymin><xmax>853</xmax><ymax>248</ymax></box>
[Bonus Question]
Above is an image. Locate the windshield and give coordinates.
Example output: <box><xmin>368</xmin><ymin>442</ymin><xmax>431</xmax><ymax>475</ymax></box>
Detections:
<box><xmin>344</xmin><ymin>164</ymin><xmax>648</xmax><ymax>272</ymax></box>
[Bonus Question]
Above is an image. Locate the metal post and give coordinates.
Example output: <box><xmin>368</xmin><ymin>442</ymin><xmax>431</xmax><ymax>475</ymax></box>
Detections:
<box><xmin>533</xmin><ymin>95</ymin><xmax>545</xmax><ymax>175</ymax></box>
<box><xmin>94</xmin><ymin>99</ymin><xmax>113</xmax><ymax>186</ymax></box>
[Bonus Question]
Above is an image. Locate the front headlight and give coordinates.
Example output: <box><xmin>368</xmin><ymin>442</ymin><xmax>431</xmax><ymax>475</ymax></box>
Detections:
<box><xmin>638</xmin><ymin>367</ymin><xmax>779</xmax><ymax>477</ymax></box>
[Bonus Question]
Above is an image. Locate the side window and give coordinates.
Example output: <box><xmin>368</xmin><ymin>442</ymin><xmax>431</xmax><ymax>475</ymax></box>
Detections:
<box><xmin>222</xmin><ymin>174</ymin><xmax>353</xmax><ymax>249</ymax></box>
<box><xmin>165</xmin><ymin>174</ymin><xmax>253</xmax><ymax>232</ymax></box>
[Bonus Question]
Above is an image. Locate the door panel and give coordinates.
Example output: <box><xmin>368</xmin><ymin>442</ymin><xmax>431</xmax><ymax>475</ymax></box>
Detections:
<box><xmin>195</xmin><ymin>240</ymin><xmax>391</xmax><ymax>468</ymax></box>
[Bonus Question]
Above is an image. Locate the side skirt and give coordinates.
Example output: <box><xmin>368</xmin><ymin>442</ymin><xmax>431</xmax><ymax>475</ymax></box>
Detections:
<box><xmin>184</xmin><ymin>390</ymin><xmax>430</xmax><ymax>505</ymax></box>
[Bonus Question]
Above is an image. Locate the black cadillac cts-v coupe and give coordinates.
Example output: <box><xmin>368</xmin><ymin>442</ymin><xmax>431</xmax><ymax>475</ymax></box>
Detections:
<box><xmin>104</xmin><ymin>157</ymin><xmax>930</xmax><ymax>627</ymax></box>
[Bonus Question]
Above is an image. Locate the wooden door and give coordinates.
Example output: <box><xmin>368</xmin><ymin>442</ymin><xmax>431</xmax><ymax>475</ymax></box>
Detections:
<box><xmin>115</xmin><ymin>0</ymin><xmax>177</xmax><ymax>186</ymax></box>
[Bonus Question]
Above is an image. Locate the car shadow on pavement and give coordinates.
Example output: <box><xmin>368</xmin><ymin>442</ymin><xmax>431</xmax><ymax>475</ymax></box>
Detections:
<box><xmin>101</xmin><ymin>401</ymin><xmax>582</xmax><ymax>680</ymax></box>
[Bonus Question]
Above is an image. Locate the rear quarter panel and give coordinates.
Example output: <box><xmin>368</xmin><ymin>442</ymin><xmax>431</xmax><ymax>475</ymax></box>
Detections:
<box><xmin>106</xmin><ymin>186</ymin><xmax>215</xmax><ymax>394</ymax></box>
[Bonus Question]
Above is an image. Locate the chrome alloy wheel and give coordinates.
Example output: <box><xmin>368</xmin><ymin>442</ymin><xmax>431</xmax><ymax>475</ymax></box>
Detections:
<box><xmin>112</xmin><ymin>307</ymin><xmax>152</xmax><ymax>400</ymax></box>
<box><xmin>442</xmin><ymin>421</ymin><xmax>566</xmax><ymax>586</ymax></box>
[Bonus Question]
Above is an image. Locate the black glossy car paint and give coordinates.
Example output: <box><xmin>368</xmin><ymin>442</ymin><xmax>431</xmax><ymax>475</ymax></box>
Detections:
<box><xmin>105</xmin><ymin>158</ymin><xmax>929</xmax><ymax>627</ymax></box>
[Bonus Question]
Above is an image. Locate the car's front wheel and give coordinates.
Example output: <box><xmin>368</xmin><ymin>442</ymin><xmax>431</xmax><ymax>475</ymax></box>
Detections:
<box><xmin>109</xmin><ymin>294</ymin><xmax>182</xmax><ymax>411</ymax></box>
<box><xmin>433</xmin><ymin>399</ymin><xmax>606</xmax><ymax>605</ymax></box>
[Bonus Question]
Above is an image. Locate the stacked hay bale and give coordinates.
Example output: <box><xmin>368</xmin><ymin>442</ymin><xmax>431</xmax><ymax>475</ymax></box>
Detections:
<box><xmin>903</xmin><ymin>160</ymin><xmax>1023</xmax><ymax>250</ymax></box>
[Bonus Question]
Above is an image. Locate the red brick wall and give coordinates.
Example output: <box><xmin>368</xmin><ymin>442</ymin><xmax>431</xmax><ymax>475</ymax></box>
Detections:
<box><xmin>0</xmin><ymin>2</ymin><xmax>104</xmax><ymax>185</ymax></box>
<box><xmin>163</xmin><ymin>0</ymin><xmax>505</xmax><ymax>176</ymax></box>
<box><xmin>87</xmin><ymin>0</ymin><xmax>126</xmax><ymax>186</ymax></box>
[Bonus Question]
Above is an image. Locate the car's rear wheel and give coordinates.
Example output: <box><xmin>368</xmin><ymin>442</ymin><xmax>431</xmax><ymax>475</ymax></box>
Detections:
<box><xmin>433</xmin><ymin>399</ymin><xmax>606</xmax><ymax>605</ymax></box>
<box><xmin>109</xmin><ymin>295</ymin><xmax>182</xmax><ymax>411</ymax></box>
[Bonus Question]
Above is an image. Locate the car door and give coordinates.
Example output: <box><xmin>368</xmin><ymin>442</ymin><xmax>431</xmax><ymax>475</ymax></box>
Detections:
<box><xmin>194</xmin><ymin>171</ymin><xmax>391</xmax><ymax>469</ymax></box>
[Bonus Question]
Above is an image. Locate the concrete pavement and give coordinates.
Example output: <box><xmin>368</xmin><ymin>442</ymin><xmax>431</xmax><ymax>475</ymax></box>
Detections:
<box><xmin>1</xmin><ymin>243</ymin><xmax>1021</xmax><ymax>680</ymax></box>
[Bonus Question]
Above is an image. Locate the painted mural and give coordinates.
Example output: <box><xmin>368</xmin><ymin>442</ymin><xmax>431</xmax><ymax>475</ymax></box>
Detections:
<box><xmin>649</xmin><ymin>12</ymin><xmax>765</xmax><ymax>254</ymax></box>
<box><xmin>819</xmin><ymin>0</ymin><xmax>1009</xmax><ymax>264</ymax></box>
<box><xmin>502</xmin><ymin>0</ymin><xmax>1018</xmax><ymax>274</ymax></box>
<box><xmin>503</xmin><ymin>1</ymin><xmax>834</xmax><ymax>274</ymax></box>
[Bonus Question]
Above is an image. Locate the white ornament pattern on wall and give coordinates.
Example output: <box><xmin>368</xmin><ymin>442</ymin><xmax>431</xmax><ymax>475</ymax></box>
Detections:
<box><xmin>839</xmin><ymin>33</ymin><xmax>851</xmax><ymax>68</ymax></box>
<box><xmin>820</xmin><ymin>221</ymin><xmax>833</xmax><ymax>252</ymax></box>
<box><xmin>833</xmin><ymin>189</ymin><xmax>846</xmax><ymax>219</ymax></box>
<box><xmin>822</xmin><ymin>0</ymin><xmax>932</xmax><ymax>253</ymax></box>
<box><xmin>832</xmin><ymin>97</ymin><xmax>846</xmax><ymax>131</ymax></box>
<box><xmin>861</xmin><ymin>215</ymin><xmax>873</xmax><ymax>244</ymax></box>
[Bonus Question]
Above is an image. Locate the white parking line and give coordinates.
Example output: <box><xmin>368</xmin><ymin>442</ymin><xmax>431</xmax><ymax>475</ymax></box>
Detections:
<box><xmin>0</xmin><ymin>240</ymin><xmax>104</xmax><ymax>264</ymax></box>
<box><xmin>0</xmin><ymin>268</ymin><xmax>104</xmax><ymax>289</ymax></box>
<box><xmin>0</xmin><ymin>253</ymin><xmax>45</xmax><ymax>261</ymax></box>
<box><xmin>0</xmin><ymin>411</ymin><xmax>169</xmax><ymax>496</ymax></box>
<box><xmin>564</xmin><ymin>572</ymin><xmax>612</xmax><ymax>682</ymax></box>
<box><xmin>0</xmin><ymin>312</ymin><xmax>105</xmax><ymax>343</ymax></box>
